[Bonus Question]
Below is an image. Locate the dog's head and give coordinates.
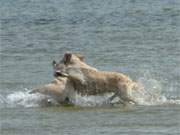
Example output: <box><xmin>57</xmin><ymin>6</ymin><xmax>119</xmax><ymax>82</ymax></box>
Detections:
<box><xmin>62</xmin><ymin>52</ymin><xmax>84</xmax><ymax>66</ymax></box>
<box><xmin>62</xmin><ymin>52</ymin><xmax>97</xmax><ymax>70</ymax></box>
<box><xmin>52</xmin><ymin>52</ymin><xmax>84</xmax><ymax>77</ymax></box>
<box><xmin>52</xmin><ymin>60</ymin><xmax>68</xmax><ymax>77</ymax></box>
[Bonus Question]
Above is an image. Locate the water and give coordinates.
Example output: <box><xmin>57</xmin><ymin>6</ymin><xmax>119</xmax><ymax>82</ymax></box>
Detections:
<box><xmin>0</xmin><ymin>0</ymin><xmax>180</xmax><ymax>134</ymax></box>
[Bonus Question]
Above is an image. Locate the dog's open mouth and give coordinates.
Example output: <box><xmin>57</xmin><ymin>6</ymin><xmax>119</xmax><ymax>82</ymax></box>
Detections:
<box><xmin>54</xmin><ymin>71</ymin><xmax>68</xmax><ymax>77</ymax></box>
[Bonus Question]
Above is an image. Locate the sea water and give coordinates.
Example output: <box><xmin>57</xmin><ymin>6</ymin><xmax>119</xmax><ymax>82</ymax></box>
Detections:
<box><xmin>0</xmin><ymin>0</ymin><xmax>180</xmax><ymax>135</ymax></box>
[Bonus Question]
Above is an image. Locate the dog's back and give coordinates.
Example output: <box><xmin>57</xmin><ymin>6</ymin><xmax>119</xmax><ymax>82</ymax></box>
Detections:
<box><xmin>65</xmin><ymin>67</ymin><xmax>138</xmax><ymax>95</ymax></box>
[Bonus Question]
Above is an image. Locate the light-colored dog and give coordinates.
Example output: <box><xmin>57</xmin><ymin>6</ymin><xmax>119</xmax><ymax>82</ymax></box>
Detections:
<box><xmin>30</xmin><ymin>53</ymin><xmax>97</xmax><ymax>104</ymax></box>
<box><xmin>29</xmin><ymin>77</ymin><xmax>75</xmax><ymax>104</ymax></box>
<box><xmin>53</xmin><ymin>53</ymin><xmax>143</xmax><ymax>104</ymax></box>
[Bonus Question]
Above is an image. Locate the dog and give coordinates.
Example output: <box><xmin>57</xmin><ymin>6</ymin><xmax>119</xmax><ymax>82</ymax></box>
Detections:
<box><xmin>54</xmin><ymin>52</ymin><xmax>97</xmax><ymax>74</ymax></box>
<box><xmin>53</xmin><ymin>53</ymin><xmax>143</xmax><ymax>104</ymax></box>
<box><xmin>29</xmin><ymin>76</ymin><xmax>75</xmax><ymax>104</ymax></box>
<box><xmin>30</xmin><ymin>53</ymin><xmax>98</xmax><ymax>104</ymax></box>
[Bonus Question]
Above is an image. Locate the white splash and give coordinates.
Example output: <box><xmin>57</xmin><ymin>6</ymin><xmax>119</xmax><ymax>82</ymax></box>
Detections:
<box><xmin>72</xmin><ymin>93</ymin><xmax>117</xmax><ymax>107</ymax></box>
<box><xmin>0</xmin><ymin>74</ymin><xmax>180</xmax><ymax>108</ymax></box>
<box><xmin>0</xmin><ymin>89</ymin><xmax>59</xmax><ymax>108</ymax></box>
<box><xmin>131</xmin><ymin>72</ymin><xmax>180</xmax><ymax>105</ymax></box>
<box><xmin>6</xmin><ymin>91</ymin><xmax>46</xmax><ymax>107</ymax></box>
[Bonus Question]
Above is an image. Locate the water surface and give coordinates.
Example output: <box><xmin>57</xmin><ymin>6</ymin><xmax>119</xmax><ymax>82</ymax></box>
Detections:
<box><xmin>0</xmin><ymin>0</ymin><xmax>180</xmax><ymax>135</ymax></box>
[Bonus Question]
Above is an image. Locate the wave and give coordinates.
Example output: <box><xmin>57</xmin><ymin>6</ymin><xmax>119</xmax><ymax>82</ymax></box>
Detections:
<box><xmin>0</xmin><ymin>75</ymin><xmax>180</xmax><ymax>108</ymax></box>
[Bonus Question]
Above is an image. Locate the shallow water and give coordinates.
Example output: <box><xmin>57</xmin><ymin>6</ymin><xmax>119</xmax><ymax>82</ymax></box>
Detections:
<box><xmin>0</xmin><ymin>0</ymin><xmax>180</xmax><ymax>135</ymax></box>
<box><xmin>1</xmin><ymin>106</ymin><xmax>180</xmax><ymax>135</ymax></box>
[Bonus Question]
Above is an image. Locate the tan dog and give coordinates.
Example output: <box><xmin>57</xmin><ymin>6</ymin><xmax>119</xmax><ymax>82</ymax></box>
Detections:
<box><xmin>30</xmin><ymin>77</ymin><xmax>75</xmax><ymax>104</ymax></box>
<box><xmin>53</xmin><ymin>52</ymin><xmax>97</xmax><ymax>76</ymax></box>
<box><xmin>30</xmin><ymin>53</ymin><xmax>97</xmax><ymax>104</ymax></box>
<box><xmin>53</xmin><ymin>53</ymin><xmax>143</xmax><ymax>104</ymax></box>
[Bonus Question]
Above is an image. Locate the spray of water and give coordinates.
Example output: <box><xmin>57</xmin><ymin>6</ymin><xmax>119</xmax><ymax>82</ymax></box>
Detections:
<box><xmin>132</xmin><ymin>72</ymin><xmax>180</xmax><ymax>105</ymax></box>
<box><xmin>0</xmin><ymin>73</ymin><xmax>179</xmax><ymax>108</ymax></box>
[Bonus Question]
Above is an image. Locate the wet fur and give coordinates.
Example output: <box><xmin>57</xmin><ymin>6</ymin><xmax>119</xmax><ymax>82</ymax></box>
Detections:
<box><xmin>30</xmin><ymin>77</ymin><xmax>75</xmax><ymax>104</ymax></box>
<box><xmin>63</xmin><ymin>67</ymin><xmax>141</xmax><ymax>104</ymax></box>
<box><xmin>30</xmin><ymin>53</ymin><xmax>97</xmax><ymax>104</ymax></box>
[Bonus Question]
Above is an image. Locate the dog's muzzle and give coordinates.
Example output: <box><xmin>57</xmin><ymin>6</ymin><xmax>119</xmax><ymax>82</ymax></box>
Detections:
<box><xmin>54</xmin><ymin>71</ymin><xmax>68</xmax><ymax>77</ymax></box>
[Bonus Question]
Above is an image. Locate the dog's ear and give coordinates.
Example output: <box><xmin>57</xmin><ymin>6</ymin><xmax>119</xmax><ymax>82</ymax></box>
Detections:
<box><xmin>52</xmin><ymin>60</ymin><xmax>57</xmax><ymax>67</ymax></box>
<box><xmin>75</xmin><ymin>53</ymin><xmax>84</xmax><ymax>61</ymax></box>
<box><xmin>63</xmin><ymin>52</ymin><xmax>72</xmax><ymax>64</ymax></box>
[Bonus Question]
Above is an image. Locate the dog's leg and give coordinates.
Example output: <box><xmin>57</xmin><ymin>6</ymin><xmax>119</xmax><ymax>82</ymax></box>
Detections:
<box><xmin>107</xmin><ymin>91</ymin><xmax>128</xmax><ymax>105</ymax></box>
<box><xmin>60</xmin><ymin>97</ymin><xmax>74</xmax><ymax>106</ymax></box>
<box><xmin>105</xmin><ymin>91</ymin><xmax>122</xmax><ymax>105</ymax></box>
<box><xmin>121</xmin><ymin>96</ymin><xmax>136</xmax><ymax>104</ymax></box>
<box><xmin>103</xmin><ymin>91</ymin><xmax>120</xmax><ymax>104</ymax></box>
<box><xmin>117</xmin><ymin>84</ymin><xmax>137</xmax><ymax>105</ymax></box>
<box><xmin>108</xmin><ymin>92</ymin><xmax>119</xmax><ymax>102</ymax></box>
<box><xmin>118</xmin><ymin>91</ymin><xmax>137</xmax><ymax>104</ymax></box>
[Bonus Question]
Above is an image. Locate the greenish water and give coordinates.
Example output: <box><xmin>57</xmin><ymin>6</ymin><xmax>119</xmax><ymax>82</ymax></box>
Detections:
<box><xmin>0</xmin><ymin>0</ymin><xmax>180</xmax><ymax>134</ymax></box>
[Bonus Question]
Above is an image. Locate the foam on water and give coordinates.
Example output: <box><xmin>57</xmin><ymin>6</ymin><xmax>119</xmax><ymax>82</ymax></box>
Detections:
<box><xmin>0</xmin><ymin>91</ymin><xmax>179</xmax><ymax>108</ymax></box>
<box><xmin>73</xmin><ymin>93</ymin><xmax>117</xmax><ymax>107</ymax></box>
<box><xmin>0</xmin><ymin>89</ymin><xmax>60</xmax><ymax>108</ymax></box>
<box><xmin>0</xmin><ymin>75</ymin><xmax>180</xmax><ymax>108</ymax></box>
<box><xmin>132</xmin><ymin>72</ymin><xmax>180</xmax><ymax>105</ymax></box>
